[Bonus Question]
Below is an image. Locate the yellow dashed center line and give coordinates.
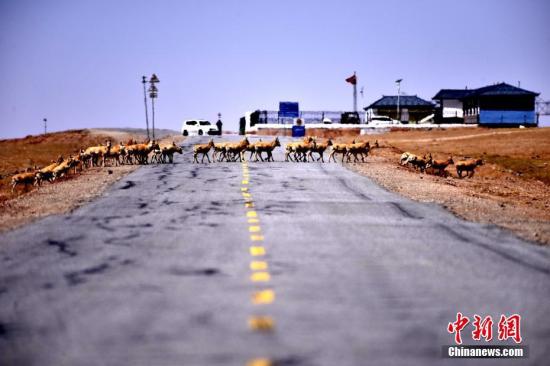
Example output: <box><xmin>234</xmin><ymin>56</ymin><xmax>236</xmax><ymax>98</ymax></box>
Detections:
<box><xmin>250</xmin><ymin>234</ymin><xmax>265</xmax><ymax>241</ymax></box>
<box><xmin>248</xmin><ymin>316</ymin><xmax>275</xmax><ymax>331</ymax></box>
<box><xmin>250</xmin><ymin>271</ymin><xmax>271</xmax><ymax>282</ymax></box>
<box><xmin>252</xmin><ymin>289</ymin><xmax>275</xmax><ymax>304</ymax></box>
<box><xmin>249</xmin><ymin>246</ymin><xmax>266</xmax><ymax>256</ymax></box>
<box><xmin>247</xmin><ymin>211</ymin><xmax>259</xmax><ymax>223</ymax></box>
<box><xmin>247</xmin><ymin>358</ymin><xmax>272</xmax><ymax>366</ymax></box>
<box><xmin>249</xmin><ymin>225</ymin><xmax>261</xmax><ymax>233</ymax></box>
<box><xmin>241</xmin><ymin>161</ymin><xmax>277</xmax><ymax>365</ymax></box>
<box><xmin>250</xmin><ymin>261</ymin><xmax>268</xmax><ymax>270</ymax></box>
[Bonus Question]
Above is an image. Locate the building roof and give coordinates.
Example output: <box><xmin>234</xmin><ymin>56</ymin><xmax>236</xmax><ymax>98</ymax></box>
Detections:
<box><xmin>433</xmin><ymin>83</ymin><xmax>539</xmax><ymax>101</ymax></box>
<box><xmin>365</xmin><ymin>95</ymin><xmax>434</xmax><ymax>110</ymax></box>
<box><xmin>469</xmin><ymin>82</ymin><xmax>539</xmax><ymax>97</ymax></box>
<box><xmin>432</xmin><ymin>89</ymin><xmax>473</xmax><ymax>100</ymax></box>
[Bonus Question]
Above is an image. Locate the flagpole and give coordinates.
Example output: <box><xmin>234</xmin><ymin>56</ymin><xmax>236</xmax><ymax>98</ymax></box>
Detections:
<box><xmin>353</xmin><ymin>71</ymin><xmax>357</xmax><ymax>112</ymax></box>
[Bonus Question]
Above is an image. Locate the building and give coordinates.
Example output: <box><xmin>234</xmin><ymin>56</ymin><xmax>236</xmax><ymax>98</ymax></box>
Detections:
<box><xmin>364</xmin><ymin>95</ymin><xmax>434</xmax><ymax>123</ymax></box>
<box><xmin>432</xmin><ymin>89</ymin><xmax>471</xmax><ymax>124</ymax></box>
<box><xmin>433</xmin><ymin>83</ymin><xmax>539</xmax><ymax>126</ymax></box>
<box><xmin>462</xmin><ymin>83</ymin><xmax>539</xmax><ymax>126</ymax></box>
<box><xmin>240</xmin><ymin>109</ymin><xmax>366</xmax><ymax>134</ymax></box>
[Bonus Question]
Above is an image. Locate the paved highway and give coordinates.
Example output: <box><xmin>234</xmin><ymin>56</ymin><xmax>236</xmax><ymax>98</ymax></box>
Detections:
<box><xmin>1</xmin><ymin>136</ymin><xmax>549</xmax><ymax>366</ymax></box>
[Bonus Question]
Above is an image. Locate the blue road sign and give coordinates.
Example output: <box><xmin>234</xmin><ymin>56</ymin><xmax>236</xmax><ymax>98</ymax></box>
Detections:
<box><xmin>292</xmin><ymin>125</ymin><xmax>305</xmax><ymax>137</ymax></box>
<box><xmin>279</xmin><ymin>102</ymin><xmax>299</xmax><ymax>118</ymax></box>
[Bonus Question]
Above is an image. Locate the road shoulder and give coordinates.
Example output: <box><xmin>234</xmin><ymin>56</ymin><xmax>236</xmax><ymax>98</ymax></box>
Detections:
<box><xmin>347</xmin><ymin>150</ymin><xmax>550</xmax><ymax>245</ymax></box>
<box><xmin>0</xmin><ymin>165</ymin><xmax>138</xmax><ymax>233</ymax></box>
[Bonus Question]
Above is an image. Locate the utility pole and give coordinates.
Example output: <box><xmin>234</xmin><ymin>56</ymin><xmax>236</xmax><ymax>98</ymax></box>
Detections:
<box><xmin>151</xmin><ymin>96</ymin><xmax>156</xmax><ymax>140</ymax></box>
<box><xmin>142</xmin><ymin>76</ymin><xmax>150</xmax><ymax>140</ymax></box>
<box><xmin>396</xmin><ymin>78</ymin><xmax>403</xmax><ymax>121</ymax></box>
<box><xmin>43</xmin><ymin>118</ymin><xmax>47</xmax><ymax>134</ymax></box>
<box><xmin>148</xmin><ymin>74</ymin><xmax>159</xmax><ymax>140</ymax></box>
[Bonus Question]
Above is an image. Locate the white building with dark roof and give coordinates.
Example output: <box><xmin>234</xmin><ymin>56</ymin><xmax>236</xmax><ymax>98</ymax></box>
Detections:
<box><xmin>433</xmin><ymin>83</ymin><xmax>539</xmax><ymax>126</ymax></box>
<box><xmin>432</xmin><ymin>89</ymin><xmax>471</xmax><ymax>123</ymax></box>
<box><xmin>364</xmin><ymin>95</ymin><xmax>434</xmax><ymax>123</ymax></box>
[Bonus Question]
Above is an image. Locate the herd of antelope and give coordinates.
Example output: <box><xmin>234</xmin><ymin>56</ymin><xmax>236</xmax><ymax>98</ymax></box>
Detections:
<box><xmin>192</xmin><ymin>136</ymin><xmax>380</xmax><ymax>164</ymax></box>
<box><xmin>11</xmin><ymin>134</ymin><xmax>485</xmax><ymax>193</ymax></box>
<box><xmin>192</xmin><ymin>136</ymin><xmax>483</xmax><ymax>178</ymax></box>
<box><xmin>399</xmin><ymin>151</ymin><xmax>484</xmax><ymax>178</ymax></box>
<box><xmin>10</xmin><ymin>139</ymin><xmax>182</xmax><ymax>192</ymax></box>
<box><xmin>192</xmin><ymin>135</ymin><xmax>483</xmax><ymax>178</ymax></box>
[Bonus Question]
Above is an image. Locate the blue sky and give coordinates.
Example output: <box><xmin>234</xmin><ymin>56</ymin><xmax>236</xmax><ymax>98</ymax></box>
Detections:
<box><xmin>1</xmin><ymin>0</ymin><xmax>549</xmax><ymax>138</ymax></box>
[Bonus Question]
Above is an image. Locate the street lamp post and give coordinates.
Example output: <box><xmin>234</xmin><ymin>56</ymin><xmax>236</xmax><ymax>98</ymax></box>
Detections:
<box><xmin>142</xmin><ymin>76</ymin><xmax>150</xmax><ymax>140</ymax></box>
<box><xmin>396</xmin><ymin>78</ymin><xmax>403</xmax><ymax>122</ymax></box>
<box><xmin>43</xmin><ymin>118</ymin><xmax>47</xmax><ymax>134</ymax></box>
<box><xmin>148</xmin><ymin>74</ymin><xmax>159</xmax><ymax>140</ymax></box>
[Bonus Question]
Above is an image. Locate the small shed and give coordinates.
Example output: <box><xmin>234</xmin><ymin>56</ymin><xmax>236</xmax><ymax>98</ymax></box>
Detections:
<box><xmin>365</xmin><ymin>95</ymin><xmax>434</xmax><ymax>123</ymax></box>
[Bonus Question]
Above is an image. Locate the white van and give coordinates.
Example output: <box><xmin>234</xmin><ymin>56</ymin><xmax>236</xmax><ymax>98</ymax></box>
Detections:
<box><xmin>369</xmin><ymin>115</ymin><xmax>401</xmax><ymax>125</ymax></box>
<box><xmin>181</xmin><ymin>120</ymin><xmax>218</xmax><ymax>136</ymax></box>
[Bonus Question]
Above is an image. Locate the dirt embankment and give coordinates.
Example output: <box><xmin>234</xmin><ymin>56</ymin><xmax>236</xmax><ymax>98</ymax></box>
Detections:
<box><xmin>0</xmin><ymin>129</ymin><xmax>183</xmax><ymax>233</ymax></box>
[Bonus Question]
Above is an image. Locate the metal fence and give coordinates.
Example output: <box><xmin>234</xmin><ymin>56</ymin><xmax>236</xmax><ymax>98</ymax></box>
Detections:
<box><xmin>256</xmin><ymin>110</ymin><xmax>366</xmax><ymax>124</ymax></box>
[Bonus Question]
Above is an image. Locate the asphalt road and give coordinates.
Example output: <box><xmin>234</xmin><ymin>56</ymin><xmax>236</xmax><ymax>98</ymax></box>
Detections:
<box><xmin>1</xmin><ymin>136</ymin><xmax>549</xmax><ymax>366</ymax></box>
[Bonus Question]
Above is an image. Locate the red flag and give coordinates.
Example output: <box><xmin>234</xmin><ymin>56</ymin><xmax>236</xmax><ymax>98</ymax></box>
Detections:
<box><xmin>345</xmin><ymin>74</ymin><xmax>357</xmax><ymax>85</ymax></box>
